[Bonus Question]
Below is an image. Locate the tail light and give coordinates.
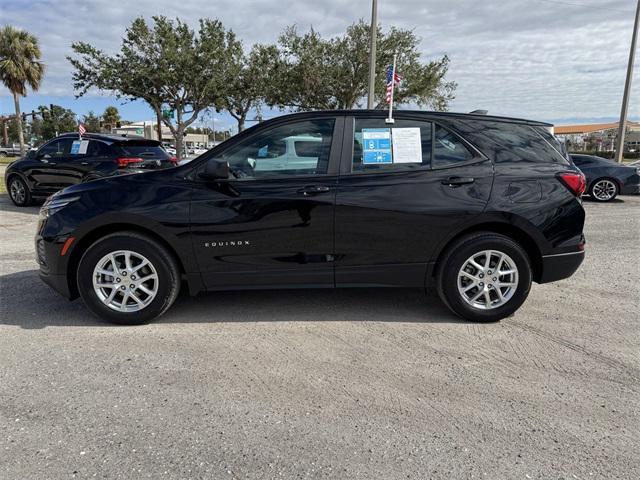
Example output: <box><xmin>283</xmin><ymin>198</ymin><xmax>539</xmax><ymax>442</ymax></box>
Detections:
<box><xmin>116</xmin><ymin>157</ymin><xmax>144</xmax><ymax>168</ymax></box>
<box><xmin>169</xmin><ymin>156</ymin><xmax>178</xmax><ymax>164</ymax></box>
<box><xmin>557</xmin><ymin>171</ymin><xmax>586</xmax><ymax>197</ymax></box>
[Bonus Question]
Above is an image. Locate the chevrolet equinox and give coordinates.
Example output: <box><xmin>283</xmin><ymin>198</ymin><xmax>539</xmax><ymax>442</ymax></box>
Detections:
<box><xmin>36</xmin><ymin>111</ymin><xmax>586</xmax><ymax>324</ymax></box>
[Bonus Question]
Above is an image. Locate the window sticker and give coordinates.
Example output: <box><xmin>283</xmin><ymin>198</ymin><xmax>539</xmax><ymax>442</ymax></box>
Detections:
<box><xmin>362</xmin><ymin>128</ymin><xmax>392</xmax><ymax>164</ymax></box>
<box><xmin>70</xmin><ymin>140</ymin><xmax>89</xmax><ymax>155</ymax></box>
<box><xmin>391</xmin><ymin>128</ymin><xmax>422</xmax><ymax>163</ymax></box>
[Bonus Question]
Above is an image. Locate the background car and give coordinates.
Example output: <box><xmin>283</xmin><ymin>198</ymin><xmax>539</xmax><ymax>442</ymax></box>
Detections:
<box><xmin>5</xmin><ymin>133</ymin><xmax>177</xmax><ymax>206</ymax></box>
<box><xmin>570</xmin><ymin>154</ymin><xmax>640</xmax><ymax>202</ymax></box>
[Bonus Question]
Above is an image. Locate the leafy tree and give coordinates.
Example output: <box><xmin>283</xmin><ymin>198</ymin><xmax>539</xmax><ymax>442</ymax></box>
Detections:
<box><xmin>0</xmin><ymin>26</ymin><xmax>45</xmax><ymax>155</ymax></box>
<box><xmin>221</xmin><ymin>44</ymin><xmax>280</xmax><ymax>132</ymax></box>
<box><xmin>272</xmin><ymin>20</ymin><xmax>456</xmax><ymax>111</ymax></box>
<box><xmin>82</xmin><ymin>111</ymin><xmax>102</xmax><ymax>132</ymax></box>
<box><xmin>102</xmin><ymin>106</ymin><xmax>121</xmax><ymax>130</ymax></box>
<box><xmin>68</xmin><ymin>16</ymin><xmax>241</xmax><ymax>159</ymax></box>
<box><xmin>31</xmin><ymin>105</ymin><xmax>77</xmax><ymax>142</ymax></box>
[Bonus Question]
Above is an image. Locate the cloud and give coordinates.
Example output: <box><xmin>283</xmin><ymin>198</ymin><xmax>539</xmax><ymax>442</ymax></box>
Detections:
<box><xmin>1</xmin><ymin>0</ymin><xmax>638</xmax><ymax>122</ymax></box>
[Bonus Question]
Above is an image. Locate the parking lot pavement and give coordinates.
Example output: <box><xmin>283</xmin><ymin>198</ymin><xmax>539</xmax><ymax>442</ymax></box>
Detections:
<box><xmin>1</xmin><ymin>195</ymin><xmax>639</xmax><ymax>480</ymax></box>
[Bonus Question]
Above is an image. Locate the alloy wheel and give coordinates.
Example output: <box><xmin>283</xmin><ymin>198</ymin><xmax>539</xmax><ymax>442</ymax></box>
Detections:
<box><xmin>9</xmin><ymin>178</ymin><xmax>26</xmax><ymax>205</ymax></box>
<box><xmin>92</xmin><ymin>250</ymin><xmax>159</xmax><ymax>312</ymax></box>
<box><xmin>592</xmin><ymin>179</ymin><xmax>617</xmax><ymax>201</ymax></box>
<box><xmin>457</xmin><ymin>250</ymin><xmax>519</xmax><ymax>310</ymax></box>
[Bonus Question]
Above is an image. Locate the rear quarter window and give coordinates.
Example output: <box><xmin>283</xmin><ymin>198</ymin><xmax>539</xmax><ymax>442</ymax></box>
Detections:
<box><xmin>458</xmin><ymin>120</ymin><xmax>569</xmax><ymax>165</ymax></box>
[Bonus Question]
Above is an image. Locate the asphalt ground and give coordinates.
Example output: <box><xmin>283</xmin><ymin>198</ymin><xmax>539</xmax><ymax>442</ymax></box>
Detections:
<box><xmin>0</xmin><ymin>194</ymin><xmax>639</xmax><ymax>479</ymax></box>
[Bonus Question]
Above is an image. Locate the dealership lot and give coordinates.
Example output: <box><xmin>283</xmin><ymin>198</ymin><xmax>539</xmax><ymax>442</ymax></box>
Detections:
<box><xmin>0</xmin><ymin>195</ymin><xmax>638</xmax><ymax>479</ymax></box>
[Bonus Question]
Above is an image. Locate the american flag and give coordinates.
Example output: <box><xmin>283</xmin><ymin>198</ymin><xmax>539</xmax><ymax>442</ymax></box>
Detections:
<box><xmin>78</xmin><ymin>123</ymin><xmax>86</xmax><ymax>136</ymax></box>
<box><xmin>385</xmin><ymin>65</ymin><xmax>402</xmax><ymax>104</ymax></box>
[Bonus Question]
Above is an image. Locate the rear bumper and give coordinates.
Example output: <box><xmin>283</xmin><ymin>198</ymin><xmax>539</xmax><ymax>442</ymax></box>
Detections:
<box><xmin>538</xmin><ymin>250</ymin><xmax>585</xmax><ymax>283</ymax></box>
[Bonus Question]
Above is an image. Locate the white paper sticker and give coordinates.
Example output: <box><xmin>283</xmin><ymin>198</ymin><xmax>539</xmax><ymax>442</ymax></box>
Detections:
<box><xmin>78</xmin><ymin>140</ymin><xmax>89</xmax><ymax>154</ymax></box>
<box><xmin>391</xmin><ymin>128</ymin><xmax>422</xmax><ymax>164</ymax></box>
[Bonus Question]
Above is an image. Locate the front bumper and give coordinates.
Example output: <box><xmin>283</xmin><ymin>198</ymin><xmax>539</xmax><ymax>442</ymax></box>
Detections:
<box><xmin>36</xmin><ymin>231</ymin><xmax>76</xmax><ymax>300</ymax></box>
<box><xmin>538</xmin><ymin>250</ymin><xmax>585</xmax><ymax>283</ymax></box>
<box><xmin>39</xmin><ymin>270</ymin><xmax>73</xmax><ymax>298</ymax></box>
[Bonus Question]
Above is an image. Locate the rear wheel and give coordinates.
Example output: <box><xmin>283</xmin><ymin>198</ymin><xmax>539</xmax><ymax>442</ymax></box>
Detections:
<box><xmin>589</xmin><ymin>178</ymin><xmax>618</xmax><ymax>202</ymax></box>
<box><xmin>8</xmin><ymin>175</ymin><xmax>31</xmax><ymax>207</ymax></box>
<box><xmin>77</xmin><ymin>232</ymin><xmax>180</xmax><ymax>324</ymax></box>
<box><xmin>436</xmin><ymin>232</ymin><xmax>532</xmax><ymax>322</ymax></box>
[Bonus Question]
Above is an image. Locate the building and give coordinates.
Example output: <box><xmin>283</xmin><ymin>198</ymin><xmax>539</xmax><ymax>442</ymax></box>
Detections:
<box><xmin>111</xmin><ymin>121</ymin><xmax>213</xmax><ymax>149</ymax></box>
<box><xmin>554</xmin><ymin>121</ymin><xmax>640</xmax><ymax>152</ymax></box>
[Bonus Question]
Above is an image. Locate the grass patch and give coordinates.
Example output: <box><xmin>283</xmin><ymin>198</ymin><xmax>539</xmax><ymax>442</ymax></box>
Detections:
<box><xmin>0</xmin><ymin>156</ymin><xmax>18</xmax><ymax>165</ymax></box>
<box><xmin>0</xmin><ymin>175</ymin><xmax>6</xmax><ymax>194</ymax></box>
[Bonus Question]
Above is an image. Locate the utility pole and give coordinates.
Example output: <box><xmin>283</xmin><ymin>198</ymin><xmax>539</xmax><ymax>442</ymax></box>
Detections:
<box><xmin>615</xmin><ymin>0</ymin><xmax>639</xmax><ymax>163</ymax></box>
<box><xmin>367</xmin><ymin>0</ymin><xmax>378</xmax><ymax>109</ymax></box>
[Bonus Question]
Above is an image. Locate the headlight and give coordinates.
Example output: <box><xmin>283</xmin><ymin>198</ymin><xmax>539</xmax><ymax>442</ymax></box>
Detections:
<box><xmin>39</xmin><ymin>195</ymin><xmax>80</xmax><ymax>218</ymax></box>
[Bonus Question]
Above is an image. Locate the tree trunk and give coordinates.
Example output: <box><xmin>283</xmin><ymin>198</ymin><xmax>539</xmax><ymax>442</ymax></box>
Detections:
<box><xmin>12</xmin><ymin>91</ymin><xmax>25</xmax><ymax>156</ymax></box>
<box><xmin>2</xmin><ymin>119</ymin><xmax>8</xmax><ymax>146</ymax></box>
<box><xmin>175</xmin><ymin>133</ymin><xmax>184</xmax><ymax>162</ymax></box>
<box><xmin>155</xmin><ymin>110</ymin><xmax>163</xmax><ymax>142</ymax></box>
<box><xmin>237</xmin><ymin>113</ymin><xmax>247</xmax><ymax>133</ymax></box>
<box><xmin>175</xmin><ymin>107</ymin><xmax>183</xmax><ymax>161</ymax></box>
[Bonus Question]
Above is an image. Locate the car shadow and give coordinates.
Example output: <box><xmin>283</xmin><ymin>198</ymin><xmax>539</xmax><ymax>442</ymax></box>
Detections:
<box><xmin>0</xmin><ymin>194</ymin><xmax>42</xmax><ymax>214</ymax></box>
<box><xmin>582</xmin><ymin>196</ymin><xmax>625</xmax><ymax>204</ymax></box>
<box><xmin>0</xmin><ymin>269</ymin><xmax>465</xmax><ymax>329</ymax></box>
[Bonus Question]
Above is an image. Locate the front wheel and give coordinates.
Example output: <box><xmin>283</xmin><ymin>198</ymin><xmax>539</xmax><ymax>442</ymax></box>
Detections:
<box><xmin>77</xmin><ymin>232</ymin><xmax>180</xmax><ymax>324</ymax></box>
<box><xmin>436</xmin><ymin>232</ymin><xmax>532</xmax><ymax>322</ymax></box>
<box><xmin>589</xmin><ymin>178</ymin><xmax>618</xmax><ymax>202</ymax></box>
<box><xmin>8</xmin><ymin>175</ymin><xmax>32</xmax><ymax>206</ymax></box>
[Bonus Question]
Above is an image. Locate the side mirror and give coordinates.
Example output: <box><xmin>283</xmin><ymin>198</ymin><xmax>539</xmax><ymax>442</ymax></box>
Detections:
<box><xmin>199</xmin><ymin>158</ymin><xmax>230</xmax><ymax>180</ymax></box>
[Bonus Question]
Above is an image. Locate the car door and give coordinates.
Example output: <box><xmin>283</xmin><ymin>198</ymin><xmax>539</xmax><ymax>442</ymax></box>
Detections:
<box><xmin>189</xmin><ymin>115</ymin><xmax>343</xmax><ymax>289</ymax></box>
<box><xmin>334</xmin><ymin>114</ymin><xmax>493</xmax><ymax>287</ymax></box>
<box><xmin>55</xmin><ymin>138</ymin><xmax>110</xmax><ymax>183</ymax></box>
<box><xmin>29</xmin><ymin>138</ymin><xmax>77</xmax><ymax>192</ymax></box>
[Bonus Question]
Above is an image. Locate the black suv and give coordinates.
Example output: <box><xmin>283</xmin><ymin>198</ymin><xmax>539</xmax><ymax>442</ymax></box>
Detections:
<box><xmin>36</xmin><ymin>111</ymin><xmax>586</xmax><ymax>324</ymax></box>
<box><xmin>6</xmin><ymin>133</ymin><xmax>176</xmax><ymax>206</ymax></box>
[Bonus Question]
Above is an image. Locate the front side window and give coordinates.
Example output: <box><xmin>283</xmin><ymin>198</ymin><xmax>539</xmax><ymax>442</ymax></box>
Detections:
<box><xmin>352</xmin><ymin>118</ymin><xmax>432</xmax><ymax>172</ymax></box>
<box><xmin>39</xmin><ymin>139</ymin><xmax>74</xmax><ymax>157</ymax></box>
<box><xmin>220</xmin><ymin>119</ymin><xmax>335</xmax><ymax>179</ymax></box>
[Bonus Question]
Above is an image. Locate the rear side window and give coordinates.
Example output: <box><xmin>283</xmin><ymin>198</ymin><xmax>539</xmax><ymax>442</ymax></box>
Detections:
<box><xmin>353</xmin><ymin>118</ymin><xmax>432</xmax><ymax>172</ymax></box>
<box><xmin>86</xmin><ymin>141</ymin><xmax>111</xmax><ymax>156</ymax></box>
<box><xmin>433</xmin><ymin>125</ymin><xmax>474</xmax><ymax>167</ymax></box>
<box><xmin>115</xmin><ymin>142</ymin><xmax>169</xmax><ymax>158</ymax></box>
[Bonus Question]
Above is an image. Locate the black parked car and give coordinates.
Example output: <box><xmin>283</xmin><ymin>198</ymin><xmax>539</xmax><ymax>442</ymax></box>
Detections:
<box><xmin>5</xmin><ymin>133</ymin><xmax>177</xmax><ymax>206</ymax></box>
<box><xmin>36</xmin><ymin>110</ymin><xmax>586</xmax><ymax>325</ymax></box>
<box><xmin>570</xmin><ymin>154</ymin><xmax>640</xmax><ymax>202</ymax></box>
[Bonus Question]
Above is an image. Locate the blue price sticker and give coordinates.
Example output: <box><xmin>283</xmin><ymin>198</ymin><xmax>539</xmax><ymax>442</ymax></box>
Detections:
<box><xmin>362</xmin><ymin>128</ymin><xmax>392</xmax><ymax>164</ymax></box>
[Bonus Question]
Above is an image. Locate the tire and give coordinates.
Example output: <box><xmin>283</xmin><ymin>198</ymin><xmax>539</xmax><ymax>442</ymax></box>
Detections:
<box><xmin>0</xmin><ymin>151</ymin><xmax>7</xmax><ymax>157</ymax></box>
<box><xmin>436</xmin><ymin>232</ymin><xmax>532</xmax><ymax>322</ymax></box>
<box><xmin>7</xmin><ymin>175</ymin><xmax>32</xmax><ymax>207</ymax></box>
<box><xmin>77</xmin><ymin>231</ymin><xmax>180</xmax><ymax>325</ymax></box>
<box><xmin>589</xmin><ymin>178</ymin><xmax>618</xmax><ymax>202</ymax></box>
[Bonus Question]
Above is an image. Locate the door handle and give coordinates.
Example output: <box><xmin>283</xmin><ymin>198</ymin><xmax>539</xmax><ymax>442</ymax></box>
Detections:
<box><xmin>298</xmin><ymin>185</ymin><xmax>331</xmax><ymax>196</ymax></box>
<box><xmin>81</xmin><ymin>162</ymin><xmax>89</xmax><ymax>165</ymax></box>
<box><xmin>442</xmin><ymin>176</ymin><xmax>475</xmax><ymax>187</ymax></box>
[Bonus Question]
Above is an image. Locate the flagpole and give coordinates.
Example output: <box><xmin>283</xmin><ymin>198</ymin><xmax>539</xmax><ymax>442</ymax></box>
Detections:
<box><xmin>386</xmin><ymin>53</ymin><xmax>397</xmax><ymax>124</ymax></box>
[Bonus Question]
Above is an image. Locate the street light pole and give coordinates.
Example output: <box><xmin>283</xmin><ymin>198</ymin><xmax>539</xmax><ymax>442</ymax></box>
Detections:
<box><xmin>615</xmin><ymin>0</ymin><xmax>640</xmax><ymax>163</ymax></box>
<box><xmin>367</xmin><ymin>0</ymin><xmax>378</xmax><ymax>109</ymax></box>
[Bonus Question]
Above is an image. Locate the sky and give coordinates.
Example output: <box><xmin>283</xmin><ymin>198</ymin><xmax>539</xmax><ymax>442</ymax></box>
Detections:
<box><xmin>0</xmin><ymin>0</ymin><xmax>638</xmax><ymax>130</ymax></box>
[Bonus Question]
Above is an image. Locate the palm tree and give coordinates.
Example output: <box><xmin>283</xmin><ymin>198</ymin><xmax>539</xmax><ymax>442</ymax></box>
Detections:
<box><xmin>0</xmin><ymin>26</ymin><xmax>45</xmax><ymax>155</ymax></box>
